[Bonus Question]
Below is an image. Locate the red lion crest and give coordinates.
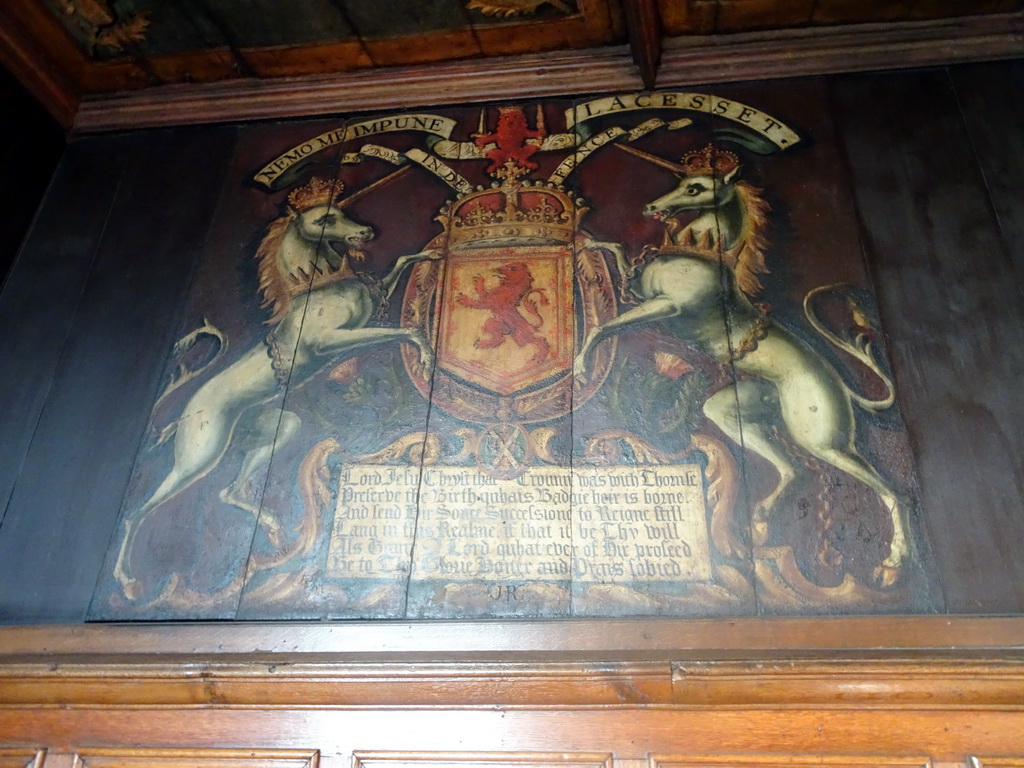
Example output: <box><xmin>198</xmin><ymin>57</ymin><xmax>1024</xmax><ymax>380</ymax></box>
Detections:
<box><xmin>473</xmin><ymin>106</ymin><xmax>546</xmax><ymax>174</ymax></box>
<box><xmin>456</xmin><ymin>261</ymin><xmax>551</xmax><ymax>366</ymax></box>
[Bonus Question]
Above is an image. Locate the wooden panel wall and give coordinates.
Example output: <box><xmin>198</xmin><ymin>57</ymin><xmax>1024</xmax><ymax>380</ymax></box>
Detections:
<box><xmin>0</xmin><ymin>67</ymin><xmax>64</xmax><ymax>282</ymax></box>
<box><xmin>1</xmin><ymin>619</ymin><xmax>1023</xmax><ymax>759</ymax></box>
<box><xmin>831</xmin><ymin>65</ymin><xmax>1024</xmax><ymax>611</ymax></box>
<box><xmin>1</xmin><ymin>61</ymin><xmax>1023</xmax><ymax>623</ymax></box>
<box><xmin>0</xmin><ymin>126</ymin><xmax>237</xmax><ymax>622</ymax></box>
<box><xmin>0</xmin><ymin>135</ymin><xmax>133</xmax><ymax>554</ymax></box>
<box><xmin>0</xmin><ymin>683</ymin><xmax>1023</xmax><ymax>763</ymax></box>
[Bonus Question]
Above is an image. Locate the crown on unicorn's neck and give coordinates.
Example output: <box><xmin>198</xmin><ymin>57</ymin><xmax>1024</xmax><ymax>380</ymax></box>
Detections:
<box><xmin>288</xmin><ymin>177</ymin><xmax>344</xmax><ymax>211</ymax></box>
<box><xmin>680</xmin><ymin>144</ymin><xmax>740</xmax><ymax>177</ymax></box>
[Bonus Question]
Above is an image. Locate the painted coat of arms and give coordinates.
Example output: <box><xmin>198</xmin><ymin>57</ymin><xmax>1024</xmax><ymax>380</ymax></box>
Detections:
<box><xmin>92</xmin><ymin>91</ymin><xmax>937</xmax><ymax>621</ymax></box>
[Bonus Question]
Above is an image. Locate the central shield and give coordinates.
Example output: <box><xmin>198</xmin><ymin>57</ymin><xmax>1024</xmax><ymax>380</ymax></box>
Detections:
<box><xmin>401</xmin><ymin>180</ymin><xmax>618</xmax><ymax>426</ymax></box>
<box><xmin>438</xmin><ymin>246</ymin><xmax>574</xmax><ymax>396</ymax></box>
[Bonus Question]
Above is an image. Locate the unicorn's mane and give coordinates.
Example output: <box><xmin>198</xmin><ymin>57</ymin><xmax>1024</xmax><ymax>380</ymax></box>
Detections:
<box><xmin>255</xmin><ymin>214</ymin><xmax>296</xmax><ymax>325</ymax></box>
<box><xmin>724</xmin><ymin>180</ymin><xmax>770</xmax><ymax>297</ymax></box>
<box><xmin>255</xmin><ymin>208</ymin><xmax>364</xmax><ymax>326</ymax></box>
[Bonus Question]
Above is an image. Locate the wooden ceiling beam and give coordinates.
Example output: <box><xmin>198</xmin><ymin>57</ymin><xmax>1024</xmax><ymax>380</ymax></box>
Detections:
<box><xmin>622</xmin><ymin>0</ymin><xmax>664</xmax><ymax>89</ymax></box>
<box><xmin>71</xmin><ymin>10</ymin><xmax>1023</xmax><ymax>133</ymax></box>
<box><xmin>73</xmin><ymin>45</ymin><xmax>639</xmax><ymax>132</ymax></box>
<box><xmin>657</xmin><ymin>10</ymin><xmax>1024</xmax><ymax>85</ymax></box>
<box><xmin>0</xmin><ymin>0</ymin><xmax>84</xmax><ymax>129</ymax></box>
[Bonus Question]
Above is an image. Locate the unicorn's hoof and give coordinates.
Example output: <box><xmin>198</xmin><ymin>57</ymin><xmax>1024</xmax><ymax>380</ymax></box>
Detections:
<box><xmin>751</xmin><ymin>507</ymin><xmax>770</xmax><ymax>546</ymax></box>
<box><xmin>872</xmin><ymin>563</ymin><xmax>902</xmax><ymax>589</ymax></box>
<box><xmin>121</xmin><ymin>578</ymin><xmax>143</xmax><ymax>601</ymax></box>
<box><xmin>260</xmin><ymin>515</ymin><xmax>286</xmax><ymax>548</ymax></box>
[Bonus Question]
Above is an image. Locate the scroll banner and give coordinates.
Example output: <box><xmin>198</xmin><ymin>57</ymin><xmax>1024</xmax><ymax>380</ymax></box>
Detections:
<box><xmin>341</xmin><ymin>144</ymin><xmax>405</xmax><ymax>167</ymax></box>
<box><xmin>430</xmin><ymin>131</ymin><xmax>577</xmax><ymax>160</ymax></box>
<box><xmin>253</xmin><ymin>95</ymin><xmax>800</xmax><ymax>190</ymax></box>
<box><xmin>404</xmin><ymin>148</ymin><xmax>473</xmax><ymax>195</ymax></box>
<box><xmin>430</xmin><ymin>93</ymin><xmax>799</xmax><ymax>178</ymax></box>
<box><xmin>566</xmin><ymin>93</ymin><xmax>802</xmax><ymax>149</ymax></box>
<box><xmin>269</xmin><ymin>140</ymin><xmax>472</xmax><ymax>197</ymax></box>
<box><xmin>548</xmin><ymin>117</ymin><xmax>693</xmax><ymax>185</ymax></box>
<box><xmin>254</xmin><ymin>113</ymin><xmax>458</xmax><ymax>189</ymax></box>
<box><xmin>352</xmin><ymin>145</ymin><xmax>472</xmax><ymax>195</ymax></box>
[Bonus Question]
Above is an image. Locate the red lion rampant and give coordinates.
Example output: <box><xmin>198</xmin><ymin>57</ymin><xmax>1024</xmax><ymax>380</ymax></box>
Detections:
<box><xmin>474</xmin><ymin>106</ymin><xmax>546</xmax><ymax>174</ymax></box>
<box><xmin>456</xmin><ymin>262</ymin><xmax>551</xmax><ymax>366</ymax></box>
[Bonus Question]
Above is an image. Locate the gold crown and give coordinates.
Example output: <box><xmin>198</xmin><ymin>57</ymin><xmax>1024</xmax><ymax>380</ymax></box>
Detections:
<box><xmin>287</xmin><ymin>177</ymin><xmax>344</xmax><ymax>211</ymax></box>
<box><xmin>441</xmin><ymin>175</ymin><xmax>583</xmax><ymax>249</ymax></box>
<box><xmin>680</xmin><ymin>144</ymin><xmax>739</xmax><ymax>177</ymax></box>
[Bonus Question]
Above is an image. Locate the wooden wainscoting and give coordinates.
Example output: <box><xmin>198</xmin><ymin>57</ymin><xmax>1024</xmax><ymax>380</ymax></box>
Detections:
<box><xmin>12</xmin><ymin>753</ymin><xmax>1023</xmax><ymax>768</ymax></box>
<box><xmin>0</xmin><ymin>750</ymin><xmax>45</xmax><ymax>768</ymax></box>
<box><xmin>1</xmin><ymin>617</ymin><xmax>1024</xmax><ymax>763</ymax></box>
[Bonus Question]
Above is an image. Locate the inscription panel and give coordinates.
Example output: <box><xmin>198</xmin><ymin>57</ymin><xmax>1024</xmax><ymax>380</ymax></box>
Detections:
<box><xmin>326</xmin><ymin>464</ymin><xmax>711</xmax><ymax>585</ymax></box>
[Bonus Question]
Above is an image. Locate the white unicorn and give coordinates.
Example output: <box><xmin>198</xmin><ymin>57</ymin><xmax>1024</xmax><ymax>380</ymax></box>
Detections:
<box><xmin>115</xmin><ymin>177</ymin><xmax>439</xmax><ymax>598</ymax></box>
<box><xmin>575</xmin><ymin>145</ymin><xmax>908</xmax><ymax>587</ymax></box>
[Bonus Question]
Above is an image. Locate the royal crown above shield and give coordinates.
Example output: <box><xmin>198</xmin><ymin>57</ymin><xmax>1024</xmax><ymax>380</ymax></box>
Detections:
<box><xmin>442</xmin><ymin>162</ymin><xmax>582</xmax><ymax>249</ymax></box>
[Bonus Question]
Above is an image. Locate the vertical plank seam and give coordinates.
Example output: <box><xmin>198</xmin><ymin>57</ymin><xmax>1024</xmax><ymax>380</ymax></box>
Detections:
<box><xmin>568</xmin><ymin>96</ymin><xmax>580</xmax><ymax>619</ymax></box>
<box><xmin>947</xmin><ymin>67</ymin><xmax>1023</xmax><ymax>298</ymax></box>
<box><xmin>709</xmin><ymin>132</ymin><xmax>760</xmax><ymax>616</ymax></box>
<box><xmin>824</xmin><ymin>70</ymin><xmax>952</xmax><ymax>613</ymax></box>
<box><xmin>402</xmin><ymin>123</ymin><xmax>458</xmax><ymax>619</ymax></box>
<box><xmin>0</xmin><ymin>139</ymin><xmax>132</xmax><ymax>538</ymax></box>
<box><xmin>84</xmin><ymin>126</ymin><xmax>241</xmax><ymax>621</ymax></box>
<box><xmin>233</xmin><ymin>141</ymin><xmax>349</xmax><ymax>620</ymax></box>
<box><xmin>188</xmin><ymin>0</ymin><xmax>259</xmax><ymax>78</ymax></box>
<box><xmin>324</xmin><ymin>0</ymin><xmax>375</xmax><ymax>69</ymax></box>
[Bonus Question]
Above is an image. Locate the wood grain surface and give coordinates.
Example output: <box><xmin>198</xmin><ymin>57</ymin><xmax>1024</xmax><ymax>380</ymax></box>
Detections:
<box><xmin>3</xmin><ymin>64</ymin><xmax>1024</xmax><ymax>624</ymax></box>
<box><xmin>0</xmin><ymin>135</ymin><xmax>123</xmax><ymax>536</ymax></box>
<box><xmin>1</xmin><ymin>58</ymin><xmax>1024</xmax><ymax>768</ymax></box>
<box><xmin>69</xmin><ymin>12</ymin><xmax>1024</xmax><ymax>133</ymax></box>
<box><xmin>1</xmin><ymin>615</ymin><xmax>1022</xmax><ymax>655</ymax></box>
<box><xmin>950</xmin><ymin>61</ymin><xmax>1024</xmax><ymax>283</ymax></box>
<box><xmin>831</xmin><ymin>68</ymin><xmax>1024</xmax><ymax>613</ymax></box>
<box><xmin>0</xmin><ymin>709</ymin><xmax>1020</xmax><ymax>761</ymax></box>
<box><xmin>0</xmin><ymin>127</ymin><xmax>236</xmax><ymax>623</ymax></box>
<box><xmin>1</xmin><ymin>619</ymin><xmax>1023</xmax><ymax>764</ymax></box>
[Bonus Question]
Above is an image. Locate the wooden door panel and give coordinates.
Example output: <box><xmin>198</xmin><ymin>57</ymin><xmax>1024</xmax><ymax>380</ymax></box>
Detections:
<box><xmin>72</xmin><ymin>750</ymin><xmax>318</xmax><ymax>768</ymax></box>
<box><xmin>0</xmin><ymin>750</ymin><xmax>45</xmax><ymax>768</ymax></box>
<box><xmin>354</xmin><ymin>753</ymin><xmax>613</xmax><ymax>768</ymax></box>
<box><xmin>650</xmin><ymin>756</ymin><xmax>931</xmax><ymax>768</ymax></box>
